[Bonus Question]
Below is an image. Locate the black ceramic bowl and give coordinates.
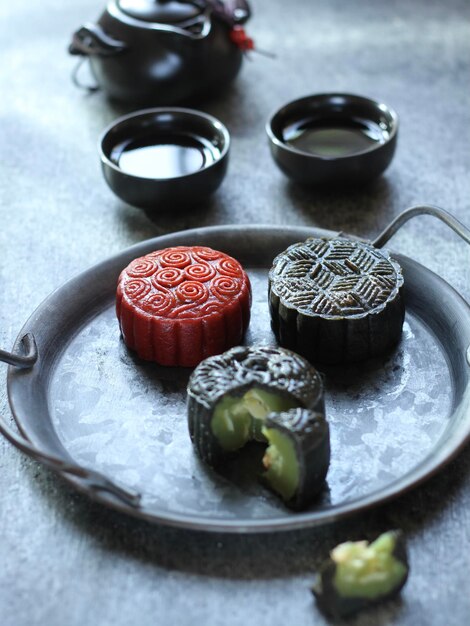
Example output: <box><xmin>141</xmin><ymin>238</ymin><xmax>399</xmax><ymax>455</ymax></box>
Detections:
<box><xmin>266</xmin><ymin>93</ymin><xmax>398</xmax><ymax>186</ymax></box>
<box><xmin>100</xmin><ymin>108</ymin><xmax>230</xmax><ymax>210</ymax></box>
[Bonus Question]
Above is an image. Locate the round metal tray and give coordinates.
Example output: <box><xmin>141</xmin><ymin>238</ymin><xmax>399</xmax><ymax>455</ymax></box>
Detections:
<box><xmin>3</xmin><ymin>224</ymin><xmax>470</xmax><ymax>533</ymax></box>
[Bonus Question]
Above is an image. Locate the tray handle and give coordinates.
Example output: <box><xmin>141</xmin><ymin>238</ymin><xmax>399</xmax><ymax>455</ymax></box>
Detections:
<box><xmin>372</xmin><ymin>205</ymin><xmax>470</xmax><ymax>249</ymax></box>
<box><xmin>0</xmin><ymin>333</ymin><xmax>38</xmax><ymax>368</ymax></box>
<box><xmin>0</xmin><ymin>334</ymin><xmax>141</xmax><ymax>509</ymax></box>
<box><xmin>373</xmin><ymin>204</ymin><xmax>470</xmax><ymax>367</ymax></box>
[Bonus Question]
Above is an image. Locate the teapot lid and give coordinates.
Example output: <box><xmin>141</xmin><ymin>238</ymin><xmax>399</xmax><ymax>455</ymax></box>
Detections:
<box><xmin>117</xmin><ymin>0</ymin><xmax>203</xmax><ymax>24</ymax></box>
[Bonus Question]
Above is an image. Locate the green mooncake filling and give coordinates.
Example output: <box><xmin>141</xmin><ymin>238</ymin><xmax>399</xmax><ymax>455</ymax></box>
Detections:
<box><xmin>332</xmin><ymin>532</ymin><xmax>407</xmax><ymax>599</ymax></box>
<box><xmin>211</xmin><ymin>388</ymin><xmax>298</xmax><ymax>452</ymax></box>
<box><xmin>262</xmin><ymin>426</ymin><xmax>299</xmax><ymax>500</ymax></box>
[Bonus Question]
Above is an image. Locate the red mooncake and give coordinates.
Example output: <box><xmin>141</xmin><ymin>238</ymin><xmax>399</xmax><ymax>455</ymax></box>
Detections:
<box><xmin>116</xmin><ymin>246</ymin><xmax>251</xmax><ymax>367</ymax></box>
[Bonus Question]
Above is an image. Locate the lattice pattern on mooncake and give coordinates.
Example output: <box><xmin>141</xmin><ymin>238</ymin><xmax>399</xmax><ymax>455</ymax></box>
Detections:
<box><xmin>269</xmin><ymin>238</ymin><xmax>404</xmax><ymax>318</ymax></box>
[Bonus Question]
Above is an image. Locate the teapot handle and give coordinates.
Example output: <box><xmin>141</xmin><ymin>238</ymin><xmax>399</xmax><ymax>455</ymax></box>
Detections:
<box><xmin>69</xmin><ymin>23</ymin><xmax>127</xmax><ymax>57</ymax></box>
<box><xmin>218</xmin><ymin>0</ymin><xmax>251</xmax><ymax>24</ymax></box>
<box><xmin>179</xmin><ymin>0</ymin><xmax>251</xmax><ymax>25</ymax></box>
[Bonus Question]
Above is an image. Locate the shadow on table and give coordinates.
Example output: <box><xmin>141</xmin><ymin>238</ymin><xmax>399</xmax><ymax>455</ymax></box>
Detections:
<box><xmin>142</xmin><ymin>195</ymin><xmax>226</xmax><ymax>233</ymax></box>
<box><xmin>114</xmin><ymin>176</ymin><xmax>399</xmax><ymax>242</ymax></box>
<box><xmin>283</xmin><ymin>176</ymin><xmax>399</xmax><ymax>237</ymax></box>
<box><xmin>106</xmin><ymin>192</ymin><xmax>229</xmax><ymax>242</ymax></box>
<box><xmin>22</xmin><ymin>446</ymin><xmax>470</xmax><ymax>582</ymax></box>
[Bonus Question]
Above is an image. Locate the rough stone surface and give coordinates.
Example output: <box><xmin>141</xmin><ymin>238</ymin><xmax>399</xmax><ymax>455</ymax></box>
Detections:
<box><xmin>1</xmin><ymin>0</ymin><xmax>469</xmax><ymax>625</ymax></box>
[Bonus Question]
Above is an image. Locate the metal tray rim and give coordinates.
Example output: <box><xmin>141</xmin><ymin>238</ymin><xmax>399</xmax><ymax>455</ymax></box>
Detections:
<box><xmin>5</xmin><ymin>223</ymin><xmax>470</xmax><ymax>533</ymax></box>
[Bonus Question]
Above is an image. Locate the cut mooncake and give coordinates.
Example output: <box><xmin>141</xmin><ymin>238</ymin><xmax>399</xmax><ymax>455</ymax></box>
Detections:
<box><xmin>116</xmin><ymin>246</ymin><xmax>251</xmax><ymax>367</ymax></box>
<box><xmin>268</xmin><ymin>237</ymin><xmax>405</xmax><ymax>365</ymax></box>
<box><xmin>187</xmin><ymin>345</ymin><xmax>329</xmax><ymax>508</ymax></box>
<box><xmin>262</xmin><ymin>407</ymin><xmax>330</xmax><ymax>510</ymax></box>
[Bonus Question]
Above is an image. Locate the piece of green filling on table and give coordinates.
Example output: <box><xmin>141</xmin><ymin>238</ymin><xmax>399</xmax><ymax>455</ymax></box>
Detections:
<box><xmin>211</xmin><ymin>388</ymin><xmax>298</xmax><ymax>451</ymax></box>
<box><xmin>332</xmin><ymin>532</ymin><xmax>407</xmax><ymax>598</ymax></box>
<box><xmin>313</xmin><ymin>530</ymin><xmax>409</xmax><ymax>618</ymax></box>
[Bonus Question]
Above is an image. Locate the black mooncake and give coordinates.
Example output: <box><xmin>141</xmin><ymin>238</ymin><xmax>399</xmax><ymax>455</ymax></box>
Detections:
<box><xmin>187</xmin><ymin>345</ymin><xmax>328</xmax><ymax>509</ymax></box>
<box><xmin>268</xmin><ymin>237</ymin><xmax>405</xmax><ymax>365</ymax></box>
<box><xmin>262</xmin><ymin>408</ymin><xmax>330</xmax><ymax>510</ymax></box>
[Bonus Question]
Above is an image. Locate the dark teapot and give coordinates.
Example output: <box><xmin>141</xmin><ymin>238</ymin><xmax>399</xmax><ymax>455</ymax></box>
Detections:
<box><xmin>69</xmin><ymin>0</ymin><xmax>251</xmax><ymax>105</ymax></box>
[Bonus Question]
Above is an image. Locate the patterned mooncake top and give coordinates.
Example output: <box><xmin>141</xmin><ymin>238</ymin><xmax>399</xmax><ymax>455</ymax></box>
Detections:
<box><xmin>265</xmin><ymin>407</ymin><xmax>329</xmax><ymax>440</ymax></box>
<box><xmin>269</xmin><ymin>237</ymin><xmax>403</xmax><ymax>319</ymax></box>
<box><xmin>188</xmin><ymin>345</ymin><xmax>323</xmax><ymax>409</ymax></box>
<box><xmin>118</xmin><ymin>246</ymin><xmax>250</xmax><ymax>319</ymax></box>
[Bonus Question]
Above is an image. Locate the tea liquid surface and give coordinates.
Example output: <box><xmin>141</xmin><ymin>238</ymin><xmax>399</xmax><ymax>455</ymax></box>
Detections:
<box><xmin>111</xmin><ymin>133</ymin><xmax>220</xmax><ymax>178</ymax></box>
<box><xmin>283</xmin><ymin>118</ymin><xmax>388</xmax><ymax>157</ymax></box>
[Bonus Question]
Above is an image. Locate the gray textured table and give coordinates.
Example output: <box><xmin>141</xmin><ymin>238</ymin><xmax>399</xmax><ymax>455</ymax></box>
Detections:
<box><xmin>1</xmin><ymin>1</ymin><xmax>470</xmax><ymax>624</ymax></box>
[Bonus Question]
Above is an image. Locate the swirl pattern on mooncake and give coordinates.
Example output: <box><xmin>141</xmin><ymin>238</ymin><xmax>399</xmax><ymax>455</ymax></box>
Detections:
<box><xmin>126</xmin><ymin>257</ymin><xmax>159</xmax><ymax>278</ymax></box>
<box><xmin>184</xmin><ymin>262</ymin><xmax>216</xmax><ymax>282</ymax></box>
<box><xmin>211</xmin><ymin>276</ymin><xmax>241</xmax><ymax>300</ymax></box>
<box><xmin>153</xmin><ymin>267</ymin><xmax>185</xmax><ymax>288</ymax></box>
<box><xmin>193</xmin><ymin>247</ymin><xmax>222</xmax><ymax>262</ymax></box>
<box><xmin>122</xmin><ymin>278</ymin><xmax>152</xmax><ymax>300</ymax></box>
<box><xmin>144</xmin><ymin>288</ymin><xmax>175</xmax><ymax>316</ymax></box>
<box><xmin>118</xmin><ymin>246</ymin><xmax>249</xmax><ymax>320</ymax></box>
<box><xmin>116</xmin><ymin>246</ymin><xmax>251</xmax><ymax>366</ymax></box>
<box><xmin>159</xmin><ymin>248</ymin><xmax>192</xmax><ymax>268</ymax></box>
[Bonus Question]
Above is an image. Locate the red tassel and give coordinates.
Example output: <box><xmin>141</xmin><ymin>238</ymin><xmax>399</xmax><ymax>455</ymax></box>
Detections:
<box><xmin>230</xmin><ymin>25</ymin><xmax>255</xmax><ymax>52</ymax></box>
